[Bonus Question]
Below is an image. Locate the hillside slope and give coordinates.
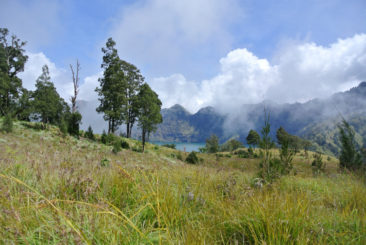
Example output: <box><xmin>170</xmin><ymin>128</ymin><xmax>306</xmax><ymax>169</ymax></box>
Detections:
<box><xmin>0</xmin><ymin>120</ymin><xmax>365</xmax><ymax>244</ymax></box>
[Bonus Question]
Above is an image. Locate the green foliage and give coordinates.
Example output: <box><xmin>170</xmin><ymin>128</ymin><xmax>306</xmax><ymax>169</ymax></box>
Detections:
<box><xmin>279</xmin><ymin>138</ymin><xmax>295</xmax><ymax>172</ymax></box>
<box><xmin>162</xmin><ymin>143</ymin><xmax>176</xmax><ymax>149</ymax></box>
<box><xmin>338</xmin><ymin>119</ymin><xmax>363</xmax><ymax>170</ymax></box>
<box><xmin>198</xmin><ymin>147</ymin><xmax>207</xmax><ymax>153</ymax></box>
<box><xmin>312</xmin><ymin>152</ymin><xmax>325</xmax><ymax>175</ymax></box>
<box><xmin>277</xmin><ymin>126</ymin><xmax>311</xmax><ymax>153</ymax></box>
<box><xmin>258</xmin><ymin>110</ymin><xmax>284</xmax><ymax>183</ymax></box>
<box><xmin>112</xmin><ymin>140</ymin><xmax>122</xmax><ymax>154</ymax></box>
<box><xmin>32</xmin><ymin>65</ymin><xmax>69</xmax><ymax>124</ymax></box>
<box><xmin>136</xmin><ymin>83</ymin><xmax>162</xmax><ymax>152</ymax></box>
<box><xmin>206</xmin><ymin>134</ymin><xmax>219</xmax><ymax>153</ymax></box>
<box><xmin>59</xmin><ymin>119</ymin><xmax>68</xmax><ymax>136</ymax></box>
<box><xmin>121</xmin><ymin>140</ymin><xmax>130</xmax><ymax>149</ymax></box>
<box><xmin>85</xmin><ymin>125</ymin><xmax>95</xmax><ymax>141</ymax></box>
<box><xmin>96</xmin><ymin>38</ymin><xmax>127</xmax><ymax>134</ymax></box>
<box><xmin>246</xmin><ymin>129</ymin><xmax>260</xmax><ymax>147</ymax></box>
<box><xmin>220</xmin><ymin>138</ymin><xmax>243</xmax><ymax>152</ymax></box>
<box><xmin>0</xmin><ymin>28</ymin><xmax>28</xmax><ymax>116</ymax></box>
<box><xmin>185</xmin><ymin>151</ymin><xmax>199</xmax><ymax>164</ymax></box>
<box><xmin>101</xmin><ymin>130</ymin><xmax>107</xmax><ymax>144</ymax></box>
<box><xmin>100</xmin><ymin>158</ymin><xmax>110</xmax><ymax>167</ymax></box>
<box><xmin>67</xmin><ymin>112</ymin><xmax>82</xmax><ymax>137</ymax></box>
<box><xmin>1</xmin><ymin>114</ymin><xmax>13</xmax><ymax>133</ymax></box>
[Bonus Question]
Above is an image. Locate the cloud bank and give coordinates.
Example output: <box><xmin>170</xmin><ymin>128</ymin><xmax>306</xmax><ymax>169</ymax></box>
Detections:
<box><xmin>149</xmin><ymin>34</ymin><xmax>366</xmax><ymax>113</ymax></box>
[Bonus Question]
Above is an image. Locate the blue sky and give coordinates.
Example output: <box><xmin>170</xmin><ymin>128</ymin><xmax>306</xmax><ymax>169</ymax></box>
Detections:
<box><xmin>1</xmin><ymin>0</ymin><xmax>366</xmax><ymax>114</ymax></box>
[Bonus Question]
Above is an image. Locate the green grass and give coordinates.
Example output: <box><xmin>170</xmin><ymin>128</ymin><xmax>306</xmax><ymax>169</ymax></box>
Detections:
<box><xmin>0</xmin><ymin>120</ymin><xmax>365</xmax><ymax>244</ymax></box>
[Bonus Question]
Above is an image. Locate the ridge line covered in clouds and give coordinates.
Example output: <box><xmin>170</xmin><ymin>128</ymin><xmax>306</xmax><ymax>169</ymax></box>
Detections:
<box><xmin>149</xmin><ymin>33</ymin><xmax>366</xmax><ymax>113</ymax></box>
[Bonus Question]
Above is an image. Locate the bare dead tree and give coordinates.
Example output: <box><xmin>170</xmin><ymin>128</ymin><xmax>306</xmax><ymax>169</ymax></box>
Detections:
<box><xmin>70</xmin><ymin>60</ymin><xmax>80</xmax><ymax>113</ymax></box>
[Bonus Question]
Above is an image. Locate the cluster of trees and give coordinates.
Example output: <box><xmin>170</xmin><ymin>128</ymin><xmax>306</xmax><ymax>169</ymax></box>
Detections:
<box><xmin>95</xmin><ymin>38</ymin><xmax>162</xmax><ymax>152</ymax></box>
<box><xmin>1</xmin><ymin>29</ymin><xmax>162</xmax><ymax>152</ymax></box>
<box><xmin>0</xmin><ymin>28</ymin><xmax>80</xmax><ymax>135</ymax></box>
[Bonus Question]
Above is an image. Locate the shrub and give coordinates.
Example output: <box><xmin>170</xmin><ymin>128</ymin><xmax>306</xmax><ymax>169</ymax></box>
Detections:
<box><xmin>2</xmin><ymin>114</ymin><xmax>13</xmax><ymax>133</ymax></box>
<box><xmin>101</xmin><ymin>130</ymin><xmax>107</xmax><ymax>144</ymax></box>
<box><xmin>186</xmin><ymin>151</ymin><xmax>199</xmax><ymax>164</ymax></box>
<box><xmin>59</xmin><ymin>119</ymin><xmax>68</xmax><ymax>136</ymax></box>
<box><xmin>121</xmin><ymin>140</ymin><xmax>130</xmax><ymax>149</ymax></box>
<box><xmin>100</xmin><ymin>158</ymin><xmax>110</xmax><ymax>167</ymax></box>
<box><xmin>258</xmin><ymin>158</ymin><xmax>287</xmax><ymax>182</ymax></box>
<box><xmin>312</xmin><ymin>152</ymin><xmax>325</xmax><ymax>175</ymax></box>
<box><xmin>85</xmin><ymin>125</ymin><xmax>95</xmax><ymax>141</ymax></box>
<box><xmin>112</xmin><ymin>140</ymin><xmax>121</xmax><ymax>154</ymax></box>
<box><xmin>67</xmin><ymin>112</ymin><xmax>82</xmax><ymax>137</ymax></box>
<box><xmin>162</xmin><ymin>143</ymin><xmax>176</xmax><ymax>149</ymax></box>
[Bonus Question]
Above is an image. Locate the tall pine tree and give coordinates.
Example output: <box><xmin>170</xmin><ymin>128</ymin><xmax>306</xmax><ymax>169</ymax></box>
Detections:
<box><xmin>32</xmin><ymin>65</ymin><xmax>68</xmax><ymax>124</ymax></box>
<box><xmin>96</xmin><ymin>38</ymin><xmax>127</xmax><ymax>134</ymax></box>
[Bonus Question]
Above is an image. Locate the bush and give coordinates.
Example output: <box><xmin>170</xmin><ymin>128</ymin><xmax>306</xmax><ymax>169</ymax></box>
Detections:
<box><xmin>67</xmin><ymin>112</ymin><xmax>82</xmax><ymax>137</ymax></box>
<box><xmin>162</xmin><ymin>143</ymin><xmax>176</xmax><ymax>149</ymax></box>
<box><xmin>85</xmin><ymin>125</ymin><xmax>95</xmax><ymax>141</ymax></box>
<box><xmin>258</xmin><ymin>158</ymin><xmax>288</xmax><ymax>182</ymax></box>
<box><xmin>121</xmin><ymin>140</ymin><xmax>130</xmax><ymax>149</ymax></box>
<box><xmin>112</xmin><ymin>140</ymin><xmax>122</xmax><ymax>154</ymax></box>
<box><xmin>312</xmin><ymin>152</ymin><xmax>325</xmax><ymax>175</ymax></box>
<box><xmin>59</xmin><ymin>119</ymin><xmax>68</xmax><ymax>136</ymax></box>
<box><xmin>101</xmin><ymin>130</ymin><xmax>107</xmax><ymax>144</ymax></box>
<box><xmin>100</xmin><ymin>158</ymin><xmax>110</xmax><ymax>167</ymax></box>
<box><xmin>2</xmin><ymin>114</ymin><xmax>13</xmax><ymax>133</ymax></box>
<box><xmin>186</xmin><ymin>151</ymin><xmax>199</xmax><ymax>164</ymax></box>
<box><xmin>236</xmin><ymin>149</ymin><xmax>249</xmax><ymax>158</ymax></box>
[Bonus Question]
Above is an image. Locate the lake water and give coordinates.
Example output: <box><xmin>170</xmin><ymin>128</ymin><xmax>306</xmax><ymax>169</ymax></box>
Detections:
<box><xmin>151</xmin><ymin>141</ymin><xmax>206</xmax><ymax>152</ymax></box>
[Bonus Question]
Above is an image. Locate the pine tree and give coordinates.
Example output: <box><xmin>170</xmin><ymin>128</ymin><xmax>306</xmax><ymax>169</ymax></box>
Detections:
<box><xmin>96</xmin><ymin>38</ymin><xmax>127</xmax><ymax>134</ymax></box>
<box><xmin>338</xmin><ymin>119</ymin><xmax>362</xmax><ymax>170</ymax></box>
<box><xmin>246</xmin><ymin>129</ymin><xmax>260</xmax><ymax>147</ymax></box>
<box><xmin>136</xmin><ymin>83</ymin><xmax>162</xmax><ymax>152</ymax></box>
<box><xmin>85</xmin><ymin>125</ymin><xmax>95</xmax><ymax>141</ymax></box>
<box><xmin>32</xmin><ymin>65</ymin><xmax>68</xmax><ymax>124</ymax></box>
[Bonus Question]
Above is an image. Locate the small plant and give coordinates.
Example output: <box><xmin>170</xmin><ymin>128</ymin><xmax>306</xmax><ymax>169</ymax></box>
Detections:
<box><xmin>100</xmin><ymin>158</ymin><xmax>110</xmax><ymax>167</ymax></box>
<box><xmin>162</xmin><ymin>143</ymin><xmax>176</xmax><ymax>149</ymax></box>
<box><xmin>121</xmin><ymin>140</ymin><xmax>130</xmax><ymax>149</ymax></box>
<box><xmin>101</xmin><ymin>130</ymin><xmax>107</xmax><ymax>144</ymax></box>
<box><xmin>312</xmin><ymin>152</ymin><xmax>325</xmax><ymax>175</ymax></box>
<box><xmin>112</xmin><ymin>140</ymin><xmax>122</xmax><ymax>154</ymax></box>
<box><xmin>186</xmin><ymin>151</ymin><xmax>199</xmax><ymax>164</ymax></box>
<box><xmin>2</xmin><ymin>114</ymin><xmax>13</xmax><ymax>133</ymax></box>
<box><xmin>85</xmin><ymin>125</ymin><xmax>95</xmax><ymax>141</ymax></box>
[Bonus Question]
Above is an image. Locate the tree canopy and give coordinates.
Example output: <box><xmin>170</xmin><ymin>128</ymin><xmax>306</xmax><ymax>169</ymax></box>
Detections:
<box><xmin>137</xmin><ymin>83</ymin><xmax>163</xmax><ymax>152</ymax></box>
<box><xmin>0</xmin><ymin>28</ymin><xmax>28</xmax><ymax>116</ymax></box>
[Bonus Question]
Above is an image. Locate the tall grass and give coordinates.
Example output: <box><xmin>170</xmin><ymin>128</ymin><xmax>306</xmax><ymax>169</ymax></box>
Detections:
<box><xmin>0</xmin><ymin>120</ymin><xmax>365</xmax><ymax>244</ymax></box>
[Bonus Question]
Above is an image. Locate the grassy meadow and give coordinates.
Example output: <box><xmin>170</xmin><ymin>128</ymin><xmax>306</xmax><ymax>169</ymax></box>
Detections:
<box><xmin>0</xmin><ymin>120</ymin><xmax>365</xmax><ymax>244</ymax></box>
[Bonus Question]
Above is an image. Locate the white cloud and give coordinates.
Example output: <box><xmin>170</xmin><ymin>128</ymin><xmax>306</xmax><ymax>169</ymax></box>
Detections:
<box><xmin>111</xmin><ymin>0</ymin><xmax>242</xmax><ymax>75</ymax></box>
<box><xmin>150</xmin><ymin>34</ymin><xmax>366</xmax><ymax>113</ymax></box>
<box><xmin>19</xmin><ymin>52</ymin><xmax>73</xmax><ymax>101</ymax></box>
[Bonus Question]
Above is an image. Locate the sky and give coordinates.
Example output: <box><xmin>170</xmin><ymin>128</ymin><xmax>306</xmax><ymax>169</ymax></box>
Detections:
<box><xmin>1</xmin><ymin>0</ymin><xmax>366</xmax><ymax>117</ymax></box>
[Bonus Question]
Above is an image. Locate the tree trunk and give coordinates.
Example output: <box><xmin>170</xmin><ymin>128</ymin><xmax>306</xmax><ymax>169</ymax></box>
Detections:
<box><xmin>126</xmin><ymin>122</ymin><xmax>130</xmax><ymax>138</ymax></box>
<box><xmin>108</xmin><ymin>120</ymin><xmax>111</xmax><ymax>134</ymax></box>
<box><xmin>142</xmin><ymin>127</ymin><xmax>146</xmax><ymax>153</ymax></box>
